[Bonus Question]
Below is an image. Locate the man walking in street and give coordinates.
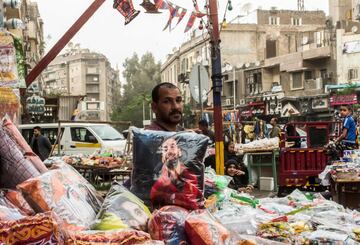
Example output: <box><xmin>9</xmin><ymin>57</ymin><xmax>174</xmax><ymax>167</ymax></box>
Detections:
<box><xmin>30</xmin><ymin>126</ymin><xmax>52</xmax><ymax>161</ymax></box>
<box><xmin>146</xmin><ymin>82</ymin><xmax>184</xmax><ymax>132</ymax></box>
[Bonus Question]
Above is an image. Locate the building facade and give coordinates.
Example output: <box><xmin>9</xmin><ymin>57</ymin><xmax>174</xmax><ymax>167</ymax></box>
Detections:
<box><xmin>42</xmin><ymin>48</ymin><xmax>120</xmax><ymax>121</ymax></box>
<box><xmin>161</xmin><ymin>9</ymin><xmax>327</xmax><ymax>119</ymax></box>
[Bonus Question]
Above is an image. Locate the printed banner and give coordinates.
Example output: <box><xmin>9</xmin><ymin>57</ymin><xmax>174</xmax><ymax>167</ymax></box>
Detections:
<box><xmin>0</xmin><ymin>33</ymin><xmax>20</xmax><ymax>88</ymax></box>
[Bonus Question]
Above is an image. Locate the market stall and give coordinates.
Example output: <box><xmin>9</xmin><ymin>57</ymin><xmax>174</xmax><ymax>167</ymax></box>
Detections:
<box><xmin>1</xmin><ymin>119</ymin><xmax>360</xmax><ymax>244</ymax></box>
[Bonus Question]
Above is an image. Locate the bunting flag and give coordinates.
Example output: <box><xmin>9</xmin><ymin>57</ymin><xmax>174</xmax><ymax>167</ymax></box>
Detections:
<box><xmin>140</xmin><ymin>0</ymin><xmax>161</xmax><ymax>13</ymax></box>
<box><xmin>175</xmin><ymin>8</ymin><xmax>187</xmax><ymax>27</ymax></box>
<box><xmin>113</xmin><ymin>0</ymin><xmax>140</xmax><ymax>25</ymax></box>
<box><xmin>163</xmin><ymin>2</ymin><xmax>179</xmax><ymax>31</ymax></box>
<box><xmin>192</xmin><ymin>0</ymin><xmax>206</xmax><ymax>17</ymax></box>
<box><xmin>184</xmin><ymin>11</ymin><xmax>197</xmax><ymax>32</ymax></box>
<box><xmin>154</xmin><ymin>0</ymin><xmax>168</xmax><ymax>10</ymax></box>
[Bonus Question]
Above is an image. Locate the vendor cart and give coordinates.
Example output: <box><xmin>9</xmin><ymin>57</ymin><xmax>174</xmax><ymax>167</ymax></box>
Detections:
<box><xmin>330</xmin><ymin>175</ymin><xmax>360</xmax><ymax>210</ymax></box>
<box><xmin>278</xmin><ymin>121</ymin><xmax>341</xmax><ymax>195</ymax></box>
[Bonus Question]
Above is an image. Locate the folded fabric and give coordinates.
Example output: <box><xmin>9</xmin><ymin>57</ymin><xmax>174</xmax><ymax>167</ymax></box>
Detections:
<box><xmin>0</xmin><ymin>127</ymin><xmax>40</xmax><ymax>189</ymax></box>
<box><xmin>0</xmin><ymin>212</ymin><xmax>62</xmax><ymax>244</ymax></box>
<box><xmin>1</xmin><ymin>189</ymin><xmax>34</xmax><ymax>216</ymax></box>
<box><xmin>2</xmin><ymin>118</ymin><xmax>47</xmax><ymax>173</ymax></box>
<box><xmin>0</xmin><ymin>205</ymin><xmax>24</xmax><ymax>221</ymax></box>
<box><xmin>18</xmin><ymin>166</ymin><xmax>101</xmax><ymax>229</ymax></box>
<box><xmin>148</xmin><ymin>205</ymin><xmax>189</xmax><ymax>245</ymax></box>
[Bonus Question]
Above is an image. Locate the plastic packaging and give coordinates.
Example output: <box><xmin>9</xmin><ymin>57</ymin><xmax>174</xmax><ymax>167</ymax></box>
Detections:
<box><xmin>0</xmin><ymin>212</ymin><xmax>62</xmax><ymax>244</ymax></box>
<box><xmin>185</xmin><ymin>209</ymin><xmax>230</xmax><ymax>245</ymax></box>
<box><xmin>148</xmin><ymin>205</ymin><xmax>189</xmax><ymax>245</ymax></box>
<box><xmin>0</xmin><ymin>205</ymin><xmax>24</xmax><ymax>221</ymax></box>
<box><xmin>0</xmin><ymin>126</ymin><xmax>40</xmax><ymax>188</ymax></box>
<box><xmin>1</xmin><ymin>189</ymin><xmax>34</xmax><ymax>216</ymax></box>
<box><xmin>66</xmin><ymin>229</ymin><xmax>154</xmax><ymax>245</ymax></box>
<box><xmin>131</xmin><ymin>129</ymin><xmax>208</xmax><ymax>210</ymax></box>
<box><xmin>257</xmin><ymin>221</ymin><xmax>296</xmax><ymax>244</ymax></box>
<box><xmin>2</xmin><ymin>118</ymin><xmax>48</xmax><ymax>173</ymax></box>
<box><xmin>231</xmin><ymin>234</ymin><xmax>288</xmax><ymax>245</ymax></box>
<box><xmin>92</xmin><ymin>181</ymin><xmax>151</xmax><ymax>231</ymax></box>
<box><xmin>18</xmin><ymin>167</ymin><xmax>101</xmax><ymax>229</ymax></box>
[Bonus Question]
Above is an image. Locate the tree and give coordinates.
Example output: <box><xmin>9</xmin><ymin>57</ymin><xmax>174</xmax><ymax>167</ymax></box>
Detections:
<box><xmin>112</xmin><ymin>52</ymin><xmax>161</xmax><ymax>127</ymax></box>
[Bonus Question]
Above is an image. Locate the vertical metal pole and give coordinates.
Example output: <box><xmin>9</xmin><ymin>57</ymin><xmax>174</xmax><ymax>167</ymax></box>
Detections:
<box><xmin>233</xmin><ymin>67</ymin><xmax>236</xmax><ymax>110</ymax></box>
<box><xmin>198</xmin><ymin>65</ymin><xmax>203</xmax><ymax>118</ymax></box>
<box><xmin>209</xmin><ymin>0</ymin><xmax>224</xmax><ymax>175</ymax></box>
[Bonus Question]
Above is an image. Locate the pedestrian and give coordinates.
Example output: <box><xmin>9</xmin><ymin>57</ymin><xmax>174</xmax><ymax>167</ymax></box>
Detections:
<box><xmin>30</xmin><ymin>126</ymin><xmax>52</xmax><ymax>161</ymax></box>
<box><xmin>197</xmin><ymin>119</ymin><xmax>215</xmax><ymax>144</ymax></box>
<box><xmin>145</xmin><ymin>82</ymin><xmax>184</xmax><ymax>132</ymax></box>
<box><xmin>335</xmin><ymin>104</ymin><xmax>357</xmax><ymax>149</ymax></box>
<box><xmin>224</xmin><ymin>141</ymin><xmax>242</xmax><ymax>163</ymax></box>
<box><xmin>225</xmin><ymin>159</ymin><xmax>252</xmax><ymax>193</ymax></box>
<box><xmin>285</xmin><ymin>124</ymin><xmax>301</xmax><ymax>148</ymax></box>
<box><xmin>269</xmin><ymin>117</ymin><xmax>281</xmax><ymax>139</ymax></box>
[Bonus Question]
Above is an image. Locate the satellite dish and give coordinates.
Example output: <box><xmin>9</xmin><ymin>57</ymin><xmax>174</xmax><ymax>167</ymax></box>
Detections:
<box><xmin>351</xmin><ymin>26</ymin><xmax>359</xmax><ymax>33</ymax></box>
<box><xmin>255</xmin><ymin>60</ymin><xmax>260</xmax><ymax>66</ymax></box>
<box><xmin>245</xmin><ymin>63</ymin><xmax>250</xmax><ymax>68</ymax></box>
<box><xmin>189</xmin><ymin>64</ymin><xmax>210</xmax><ymax>103</ymax></box>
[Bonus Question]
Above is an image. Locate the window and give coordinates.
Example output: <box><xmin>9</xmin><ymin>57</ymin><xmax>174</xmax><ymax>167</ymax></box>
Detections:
<box><xmin>291</xmin><ymin>17</ymin><xmax>302</xmax><ymax>26</ymax></box>
<box><xmin>269</xmin><ymin>16</ymin><xmax>280</xmax><ymax>25</ymax></box>
<box><xmin>292</xmin><ymin>72</ymin><xmax>303</xmax><ymax>89</ymax></box>
<box><xmin>348</xmin><ymin>68</ymin><xmax>358</xmax><ymax>80</ymax></box>
<box><xmin>304</xmin><ymin>70</ymin><xmax>314</xmax><ymax>80</ymax></box>
<box><xmin>245</xmin><ymin>70</ymin><xmax>262</xmax><ymax>95</ymax></box>
<box><xmin>70</xmin><ymin>128</ymin><xmax>97</xmax><ymax>143</ymax></box>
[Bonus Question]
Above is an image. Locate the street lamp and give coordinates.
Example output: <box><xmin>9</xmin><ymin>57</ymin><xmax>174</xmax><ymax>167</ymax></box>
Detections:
<box><xmin>224</xmin><ymin>63</ymin><xmax>236</xmax><ymax>111</ymax></box>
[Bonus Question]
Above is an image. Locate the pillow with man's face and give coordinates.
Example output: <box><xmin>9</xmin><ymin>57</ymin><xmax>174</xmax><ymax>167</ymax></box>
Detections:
<box><xmin>131</xmin><ymin>128</ymin><xmax>208</xmax><ymax>210</ymax></box>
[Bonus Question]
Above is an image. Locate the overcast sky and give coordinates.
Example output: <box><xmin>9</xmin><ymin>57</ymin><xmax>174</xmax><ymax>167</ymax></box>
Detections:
<box><xmin>34</xmin><ymin>0</ymin><xmax>329</xmax><ymax>71</ymax></box>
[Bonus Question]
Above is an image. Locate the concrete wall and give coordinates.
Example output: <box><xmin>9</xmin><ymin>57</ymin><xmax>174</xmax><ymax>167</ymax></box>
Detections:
<box><xmin>257</xmin><ymin>10</ymin><xmax>326</xmax><ymax>25</ymax></box>
<box><xmin>329</xmin><ymin>0</ymin><xmax>353</xmax><ymax>23</ymax></box>
<box><xmin>336</xmin><ymin>29</ymin><xmax>360</xmax><ymax>84</ymax></box>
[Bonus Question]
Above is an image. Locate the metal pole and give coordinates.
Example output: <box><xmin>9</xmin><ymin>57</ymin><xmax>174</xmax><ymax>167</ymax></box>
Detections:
<box><xmin>198</xmin><ymin>64</ymin><xmax>203</xmax><ymax>118</ymax></box>
<box><xmin>209</xmin><ymin>0</ymin><xmax>224</xmax><ymax>175</ymax></box>
<box><xmin>233</xmin><ymin>67</ymin><xmax>236</xmax><ymax>111</ymax></box>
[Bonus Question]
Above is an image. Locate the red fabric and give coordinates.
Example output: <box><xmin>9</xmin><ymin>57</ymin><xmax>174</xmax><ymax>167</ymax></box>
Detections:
<box><xmin>150</xmin><ymin>163</ymin><xmax>204</xmax><ymax>210</ymax></box>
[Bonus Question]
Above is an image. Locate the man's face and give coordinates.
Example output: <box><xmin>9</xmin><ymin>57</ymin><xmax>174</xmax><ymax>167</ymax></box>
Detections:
<box><xmin>33</xmin><ymin>129</ymin><xmax>40</xmax><ymax>136</ymax></box>
<box><xmin>152</xmin><ymin>87</ymin><xmax>183</xmax><ymax>125</ymax></box>
<box><xmin>228</xmin><ymin>143</ymin><xmax>235</xmax><ymax>153</ymax></box>
<box><xmin>199</xmin><ymin>124</ymin><xmax>206</xmax><ymax>132</ymax></box>
<box><xmin>162</xmin><ymin>138</ymin><xmax>181</xmax><ymax>163</ymax></box>
<box><xmin>340</xmin><ymin>106</ymin><xmax>350</xmax><ymax>118</ymax></box>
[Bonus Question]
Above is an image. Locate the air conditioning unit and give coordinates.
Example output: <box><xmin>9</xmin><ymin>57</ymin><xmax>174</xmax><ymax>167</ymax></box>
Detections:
<box><xmin>225</xmin><ymin>99</ymin><xmax>232</xmax><ymax>106</ymax></box>
<box><xmin>315</xmin><ymin>78</ymin><xmax>323</xmax><ymax>90</ymax></box>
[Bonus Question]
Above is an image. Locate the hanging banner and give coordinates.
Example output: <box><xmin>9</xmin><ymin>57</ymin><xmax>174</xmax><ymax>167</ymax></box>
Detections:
<box><xmin>113</xmin><ymin>0</ymin><xmax>140</xmax><ymax>25</ymax></box>
<box><xmin>0</xmin><ymin>87</ymin><xmax>19</xmax><ymax>125</ymax></box>
<box><xmin>154</xmin><ymin>0</ymin><xmax>168</xmax><ymax>10</ymax></box>
<box><xmin>175</xmin><ymin>8</ymin><xmax>187</xmax><ymax>26</ymax></box>
<box><xmin>184</xmin><ymin>12</ymin><xmax>196</xmax><ymax>32</ymax></box>
<box><xmin>0</xmin><ymin>33</ymin><xmax>20</xmax><ymax>88</ymax></box>
<box><xmin>330</xmin><ymin>94</ymin><xmax>358</xmax><ymax>106</ymax></box>
<box><xmin>163</xmin><ymin>2</ymin><xmax>179</xmax><ymax>31</ymax></box>
<box><xmin>140</xmin><ymin>0</ymin><xmax>161</xmax><ymax>13</ymax></box>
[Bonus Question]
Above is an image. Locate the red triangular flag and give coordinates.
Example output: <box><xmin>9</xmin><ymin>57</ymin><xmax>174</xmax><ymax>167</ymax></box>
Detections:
<box><xmin>154</xmin><ymin>0</ymin><xmax>168</xmax><ymax>10</ymax></box>
<box><xmin>185</xmin><ymin>11</ymin><xmax>196</xmax><ymax>32</ymax></box>
<box><xmin>175</xmin><ymin>8</ymin><xmax>187</xmax><ymax>26</ymax></box>
<box><xmin>163</xmin><ymin>2</ymin><xmax>179</xmax><ymax>31</ymax></box>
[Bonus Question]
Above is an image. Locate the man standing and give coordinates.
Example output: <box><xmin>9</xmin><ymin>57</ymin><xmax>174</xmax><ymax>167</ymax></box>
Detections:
<box><xmin>197</xmin><ymin>119</ymin><xmax>215</xmax><ymax>143</ymax></box>
<box><xmin>146</xmin><ymin>82</ymin><xmax>184</xmax><ymax>132</ymax></box>
<box><xmin>269</xmin><ymin>117</ymin><xmax>281</xmax><ymax>138</ymax></box>
<box><xmin>30</xmin><ymin>126</ymin><xmax>52</xmax><ymax>161</ymax></box>
<box><xmin>335</xmin><ymin>105</ymin><xmax>357</xmax><ymax>149</ymax></box>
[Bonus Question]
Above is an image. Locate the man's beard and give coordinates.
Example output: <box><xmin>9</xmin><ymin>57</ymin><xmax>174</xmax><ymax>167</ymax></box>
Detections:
<box><xmin>160</xmin><ymin>110</ymin><xmax>183</xmax><ymax>124</ymax></box>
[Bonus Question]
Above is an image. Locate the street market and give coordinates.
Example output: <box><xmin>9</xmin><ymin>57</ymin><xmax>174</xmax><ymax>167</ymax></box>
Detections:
<box><xmin>0</xmin><ymin>0</ymin><xmax>360</xmax><ymax>244</ymax></box>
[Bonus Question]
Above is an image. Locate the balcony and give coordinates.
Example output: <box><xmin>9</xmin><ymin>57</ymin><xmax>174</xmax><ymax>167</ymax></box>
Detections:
<box><xmin>303</xmin><ymin>46</ymin><xmax>331</xmax><ymax>60</ymax></box>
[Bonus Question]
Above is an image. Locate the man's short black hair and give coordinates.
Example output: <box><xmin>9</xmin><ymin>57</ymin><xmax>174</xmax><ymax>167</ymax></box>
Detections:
<box><xmin>198</xmin><ymin>119</ymin><xmax>209</xmax><ymax>127</ymax></box>
<box><xmin>33</xmin><ymin>126</ymin><xmax>41</xmax><ymax>131</ymax></box>
<box><xmin>151</xmin><ymin>82</ymin><xmax>179</xmax><ymax>102</ymax></box>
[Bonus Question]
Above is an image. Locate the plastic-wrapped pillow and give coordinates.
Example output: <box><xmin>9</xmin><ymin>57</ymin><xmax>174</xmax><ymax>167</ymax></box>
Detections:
<box><xmin>148</xmin><ymin>205</ymin><xmax>189</xmax><ymax>245</ymax></box>
<box><xmin>131</xmin><ymin>128</ymin><xmax>208</xmax><ymax>210</ymax></box>
<box><xmin>92</xmin><ymin>181</ymin><xmax>151</xmax><ymax>231</ymax></box>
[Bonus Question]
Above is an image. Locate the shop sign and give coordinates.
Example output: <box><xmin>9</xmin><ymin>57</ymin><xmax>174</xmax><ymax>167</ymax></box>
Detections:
<box><xmin>26</xmin><ymin>95</ymin><xmax>45</xmax><ymax>115</ymax></box>
<box><xmin>248</xmin><ymin>101</ymin><xmax>265</xmax><ymax>107</ymax></box>
<box><xmin>312</xmin><ymin>98</ymin><xmax>328</xmax><ymax>110</ymax></box>
<box><xmin>282</xmin><ymin>102</ymin><xmax>300</xmax><ymax>117</ymax></box>
<box><xmin>329</xmin><ymin>94</ymin><xmax>357</xmax><ymax>106</ymax></box>
<box><xmin>343</xmin><ymin>40</ymin><xmax>360</xmax><ymax>54</ymax></box>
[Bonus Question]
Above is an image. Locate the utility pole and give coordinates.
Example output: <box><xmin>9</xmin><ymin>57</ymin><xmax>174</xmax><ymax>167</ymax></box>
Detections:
<box><xmin>298</xmin><ymin>0</ymin><xmax>304</xmax><ymax>11</ymax></box>
<box><xmin>208</xmin><ymin>0</ymin><xmax>224</xmax><ymax>175</ymax></box>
